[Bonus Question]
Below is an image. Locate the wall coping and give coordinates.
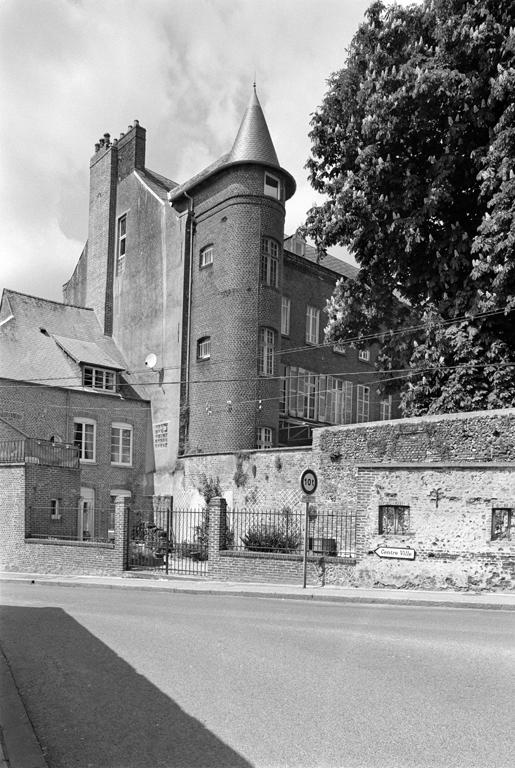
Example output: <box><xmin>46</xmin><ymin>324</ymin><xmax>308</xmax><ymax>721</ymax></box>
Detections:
<box><xmin>356</xmin><ymin>462</ymin><xmax>515</xmax><ymax>470</ymax></box>
<box><xmin>25</xmin><ymin>538</ymin><xmax>115</xmax><ymax>550</ymax></box>
<box><xmin>219</xmin><ymin>549</ymin><xmax>356</xmax><ymax>565</ymax></box>
<box><xmin>181</xmin><ymin>445</ymin><xmax>312</xmax><ymax>460</ymax></box>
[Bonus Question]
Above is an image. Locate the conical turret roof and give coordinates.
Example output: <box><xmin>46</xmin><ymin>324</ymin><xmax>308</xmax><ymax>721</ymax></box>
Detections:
<box><xmin>168</xmin><ymin>86</ymin><xmax>295</xmax><ymax>203</ymax></box>
<box><xmin>227</xmin><ymin>86</ymin><xmax>280</xmax><ymax>166</ymax></box>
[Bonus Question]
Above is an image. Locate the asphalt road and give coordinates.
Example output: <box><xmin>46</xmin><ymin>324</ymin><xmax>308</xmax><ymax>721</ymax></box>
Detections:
<box><xmin>0</xmin><ymin>582</ymin><xmax>514</xmax><ymax>768</ymax></box>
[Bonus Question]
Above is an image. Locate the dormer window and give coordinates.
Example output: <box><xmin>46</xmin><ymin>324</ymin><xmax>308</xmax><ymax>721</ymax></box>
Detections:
<box><xmin>264</xmin><ymin>172</ymin><xmax>281</xmax><ymax>200</ymax></box>
<box><xmin>83</xmin><ymin>366</ymin><xmax>116</xmax><ymax>392</ymax></box>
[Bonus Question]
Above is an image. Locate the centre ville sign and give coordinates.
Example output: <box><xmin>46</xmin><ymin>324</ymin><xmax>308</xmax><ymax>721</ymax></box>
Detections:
<box><xmin>374</xmin><ymin>546</ymin><xmax>416</xmax><ymax>561</ymax></box>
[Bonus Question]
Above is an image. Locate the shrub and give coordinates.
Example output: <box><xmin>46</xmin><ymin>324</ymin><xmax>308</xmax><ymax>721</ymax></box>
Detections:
<box><xmin>241</xmin><ymin>522</ymin><xmax>301</xmax><ymax>553</ymax></box>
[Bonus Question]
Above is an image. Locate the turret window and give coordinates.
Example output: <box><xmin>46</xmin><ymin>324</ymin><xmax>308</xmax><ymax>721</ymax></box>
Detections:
<box><xmin>261</xmin><ymin>237</ymin><xmax>279</xmax><ymax>288</ymax></box>
<box><xmin>264</xmin><ymin>172</ymin><xmax>281</xmax><ymax>200</ymax></box>
<box><xmin>256</xmin><ymin>427</ymin><xmax>273</xmax><ymax>449</ymax></box>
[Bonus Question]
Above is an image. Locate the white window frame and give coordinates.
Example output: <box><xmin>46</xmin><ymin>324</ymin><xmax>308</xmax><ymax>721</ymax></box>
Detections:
<box><xmin>333</xmin><ymin>341</ymin><xmax>347</xmax><ymax>355</ymax></box>
<box><xmin>281</xmin><ymin>296</ymin><xmax>291</xmax><ymax>336</ymax></box>
<box><xmin>261</xmin><ymin>237</ymin><xmax>279</xmax><ymax>288</ymax></box>
<box><xmin>74</xmin><ymin>419</ymin><xmax>96</xmax><ymax>463</ymax></box>
<box><xmin>200</xmin><ymin>245</ymin><xmax>214</xmax><ymax>268</ymax></box>
<box><xmin>116</xmin><ymin>214</ymin><xmax>127</xmax><ymax>274</ymax></box>
<box><xmin>358</xmin><ymin>348</ymin><xmax>370</xmax><ymax>362</ymax></box>
<box><xmin>305</xmin><ymin>305</ymin><xmax>320</xmax><ymax>345</ymax></box>
<box><xmin>259</xmin><ymin>328</ymin><xmax>275</xmax><ymax>376</ymax></box>
<box><xmin>197</xmin><ymin>337</ymin><xmax>211</xmax><ymax>360</ymax></box>
<box><xmin>380</xmin><ymin>395</ymin><xmax>392</xmax><ymax>421</ymax></box>
<box><xmin>83</xmin><ymin>366</ymin><xmax>116</xmax><ymax>392</ymax></box>
<box><xmin>264</xmin><ymin>172</ymin><xmax>281</xmax><ymax>200</ymax></box>
<box><xmin>256</xmin><ymin>426</ymin><xmax>273</xmax><ymax>449</ymax></box>
<box><xmin>357</xmin><ymin>385</ymin><xmax>370</xmax><ymax>423</ymax></box>
<box><xmin>111</xmin><ymin>422</ymin><xmax>133</xmax><ymax>466</ymax></box>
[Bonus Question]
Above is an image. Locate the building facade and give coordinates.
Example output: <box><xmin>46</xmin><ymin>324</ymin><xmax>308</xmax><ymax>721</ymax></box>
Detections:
<box><xmin>57</xmin><ymin>88</ymin><xmax>395</xmax><ymax>493</ymax></box>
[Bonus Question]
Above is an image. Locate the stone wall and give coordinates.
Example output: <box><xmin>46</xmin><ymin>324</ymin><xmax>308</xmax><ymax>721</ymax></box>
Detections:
<box><xmin>177</xmin><ymin>408</ymin><xmax>515</xmax><ymax>591</ymax></box>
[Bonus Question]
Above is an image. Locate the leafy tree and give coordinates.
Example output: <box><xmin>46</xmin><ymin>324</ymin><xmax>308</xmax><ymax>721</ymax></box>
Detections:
<box><xmin>304</xmin><ymin>0</ymin><xmax>515</xmax><ymax>414</ymax></box>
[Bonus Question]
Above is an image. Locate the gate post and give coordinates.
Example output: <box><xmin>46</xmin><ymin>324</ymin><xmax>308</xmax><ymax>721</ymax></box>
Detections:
<box><xmin>114</xmin><ymin>496</ymin><xmax>129</xmax><ymax>572</ymax></box>
<box><xmin>208</xmin><ymin>497</ymin><xmax>227</xmax><ymax>575</ymax></box>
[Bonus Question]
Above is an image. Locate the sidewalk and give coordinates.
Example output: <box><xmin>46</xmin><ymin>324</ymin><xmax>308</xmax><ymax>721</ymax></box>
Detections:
<box><xmin>2</xmin><ymin>570</ymin><xmax>515</xmax><ymax>610</ymax></box>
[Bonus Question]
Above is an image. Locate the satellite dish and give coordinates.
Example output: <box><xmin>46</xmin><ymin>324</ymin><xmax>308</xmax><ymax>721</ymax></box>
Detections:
<box><xmin>145</xmin><ymin>353</ymin><xmax>158</xmax><ymax>369</ymax></box>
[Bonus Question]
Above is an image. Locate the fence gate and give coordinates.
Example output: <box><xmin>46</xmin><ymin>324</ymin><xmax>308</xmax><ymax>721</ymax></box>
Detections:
<box><xmin>128</xmin><ymin>500</ymin><xmax>208</xmax><ymax>576</ymax></box>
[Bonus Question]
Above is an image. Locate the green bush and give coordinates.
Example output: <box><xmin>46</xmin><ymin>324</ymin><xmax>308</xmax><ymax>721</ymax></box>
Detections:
<box><xmin>241</xmin><ymin>522</ymin><xmax>301</xmax><ymax>553</ymax></box>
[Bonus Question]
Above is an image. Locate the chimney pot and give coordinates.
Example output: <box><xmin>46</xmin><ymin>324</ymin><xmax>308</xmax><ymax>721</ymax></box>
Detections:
<box><xmin>134</xmin><ymin>119</ymin><xmax>139</xmax><ymax>126</ymax></box>
<box><xmin>99</xmin><ymin>138</ymin><xmax>105</xmax><ymax>147</ymax></box>
<box><xmin>128</xmin><ymin>124</ymin><xmax>133</xmax><ymax>131</ymax></box>
<box><xmin>95</xmin><ymin>143</ymin><xmax>100</xmax><ymax>152</ymax></box>
<box><xmin>120</xmin><ymin>132</ymin><xmax>125</xmax><ymax>138</ymax></box>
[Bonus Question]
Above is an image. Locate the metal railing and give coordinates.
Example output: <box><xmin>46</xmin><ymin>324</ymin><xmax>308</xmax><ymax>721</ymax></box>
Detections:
<box><xmin>226</xmin><ymin>506</ymin><xmax>357</xmax><ymax>558</ymax></box>
<box><xmin>129</xmin><ymin>507</ymin><xmax>209</xmax><ymax>574</ymax></box>
<box><xmin>0</xmin><ymin>439</ymin><xmax>79</xmax><ymax>468</ymax></box>
<box><xmin>26</xmin><ymin>506</ymin><xmax>114</xmax><ymax>544</ymax></box>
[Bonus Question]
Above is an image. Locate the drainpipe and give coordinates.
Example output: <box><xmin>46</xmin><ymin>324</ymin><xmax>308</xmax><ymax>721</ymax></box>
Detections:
<box><xmin>183</xmin><ymin>191</ymin><xmax>194</xmax><ymax>405</ymax></box>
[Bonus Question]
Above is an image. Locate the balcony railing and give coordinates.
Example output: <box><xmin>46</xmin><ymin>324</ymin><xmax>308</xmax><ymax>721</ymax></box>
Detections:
<box><xmin>0</xmin><ymin>439</ymin><xmax>79</xmax><ymax>468</ymax></box>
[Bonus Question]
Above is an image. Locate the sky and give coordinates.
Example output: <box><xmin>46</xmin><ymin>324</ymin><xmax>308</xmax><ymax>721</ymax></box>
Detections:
<box><xmin>0</xmin><ymin>0</ymin><xmax>415</xmax><ymax>303</ymax></box>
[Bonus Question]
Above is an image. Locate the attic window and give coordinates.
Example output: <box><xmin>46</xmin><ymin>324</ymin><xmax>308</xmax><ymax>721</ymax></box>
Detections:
<box><xmin>264</xmin><ymin>172</ymin><xmax>281</xmax><ymax>200</ymax></box>
<box><xmin>83</xmin><ymin>366</ymin><xmax>116</xmax><ymax>392</ymax></box>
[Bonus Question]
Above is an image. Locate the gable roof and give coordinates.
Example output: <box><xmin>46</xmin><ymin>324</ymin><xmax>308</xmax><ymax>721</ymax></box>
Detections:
<box><xmin>0</xmin><ymin>290</ymin><xmax>127</xmax><ymax>388</ymax></box>
<box><xmin>283</xmin><ymin>236</ymin><xmax>359</xmax><ymax>281</ymax></box>
<box><xmin>136</xmin><ymin>167</ymin><xmax>178</xmax><ymax>201</ymax></box>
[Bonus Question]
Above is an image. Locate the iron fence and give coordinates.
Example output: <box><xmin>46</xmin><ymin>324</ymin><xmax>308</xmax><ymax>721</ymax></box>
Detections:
<box><xmin>0</xmin><ymin>438</ymin><xmax>79</xmax><ymax>468</ymax></box>
<box><xmin>226</xmin><ymin>506</ymin><xmax>357</xmax><ymax>558</ymax></box>
<box><xmin>128</xmin><ymin>507</ymin><xmax>208</xmax><ymax>575</ymax></box>
<box><xmin>26</xmin><ymin>506</ymin><xmax>113</xmax><ymax>545</ymax></box>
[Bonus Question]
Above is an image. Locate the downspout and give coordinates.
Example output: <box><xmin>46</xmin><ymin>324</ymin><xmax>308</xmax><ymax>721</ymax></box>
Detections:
<box><xmin>183</xmin><ymin>191</ymin><xmax>194</xmax><ymax>405</ymax></box>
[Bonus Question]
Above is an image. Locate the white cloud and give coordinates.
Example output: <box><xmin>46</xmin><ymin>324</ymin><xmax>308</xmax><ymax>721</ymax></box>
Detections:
<box><xmin>0</xmin><ymin>0</ymin><xmax>389</xmax><ymax>299</ymax></box>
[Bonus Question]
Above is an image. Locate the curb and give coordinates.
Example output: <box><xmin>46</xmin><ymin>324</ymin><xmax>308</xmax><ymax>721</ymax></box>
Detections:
<box><xmin>0</xmin><ymin>647</ymin><xmax>48</xmax><ymax>768</ymax></box>
<box><xmin>2</xmin><ymin>574</ymin><xmax>515</xmax><ymax>611</ymax></box>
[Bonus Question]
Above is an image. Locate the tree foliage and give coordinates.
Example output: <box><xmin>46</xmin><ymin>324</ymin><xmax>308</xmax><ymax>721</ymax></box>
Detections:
<box><xmin>304</xmin><ymin>0</ymin><xmax>515</xmax><ymax>414</ymax></box>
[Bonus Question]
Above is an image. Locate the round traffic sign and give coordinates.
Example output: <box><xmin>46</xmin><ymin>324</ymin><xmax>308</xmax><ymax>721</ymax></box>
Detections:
<box><xmin>300</xmin><ymin>468</ymin><xmax>318</xmax><ymax>495</ymax></box>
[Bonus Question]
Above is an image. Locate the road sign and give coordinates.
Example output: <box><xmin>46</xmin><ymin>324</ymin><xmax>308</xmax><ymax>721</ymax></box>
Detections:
<box><xmin>374</xmin><ymin>546</ymin><xmax>416</xmax><ymax>560</ymax></box>
<box><xmin>300</xmin><ymin>469</ymin><xmax>318</xmax><ymax>495</ymax></box>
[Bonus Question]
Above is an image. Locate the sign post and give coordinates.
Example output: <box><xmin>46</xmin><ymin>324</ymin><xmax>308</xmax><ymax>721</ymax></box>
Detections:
<box><xmin>300</xmin><ymin>469</ymin><xmax>318</xmax><ymax>588</ymax></box>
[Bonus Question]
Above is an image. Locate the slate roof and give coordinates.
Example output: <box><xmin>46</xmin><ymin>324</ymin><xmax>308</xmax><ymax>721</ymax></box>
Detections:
<box><xmin>0</xmin><ymin>290</ymin><xmax>127</xmax><ymax>389</ymax></box>
<box><xmin>284</xmin><ymin>237</ymin><xmax>359</xmax><ymax>281</ymax></box>
<box><xmin>169</xmin><ymin>87</ymin><xmax>296</xmax><ymax>203</ymax></box>
<box><xmin>136</xmin><ymin>168</ymin><xmax>178</xmax><ymax>201</ymax></box>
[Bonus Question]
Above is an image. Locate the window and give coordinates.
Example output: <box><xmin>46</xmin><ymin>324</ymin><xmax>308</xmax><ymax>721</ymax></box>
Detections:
<box><xmin>74</xmin><ymin>419</ymin><xmax>96</xmax><ymax>463</ymax></box>
<box><xmin>305</xmin><ymin>306</ymin><xmax>319</xmax><ymax>345</ymax></box>
<box><xmin>333</xmin><ymin>341</ymin><xmax>347</xmax><ymax>355</ymax></box>
<box><xmin>261</xmin><ymin>237</ymin><xmax>279</xmax><ymax>288</ymax></box>
<box><xmin>358</xmin><ymin>348</ymin><xmax>370</xmax><ymax>362</ymax></box>
<box><xmin>379</xmin><ymin>505</ymin><xmax>410</xmax><ymax>535</ymax></box>
<box><xmin>259</xmin><ymin>328</ymin><xmax>275</xmax><ymax>376</ymax></box>
<box><xmin>357</xmin><ymin>385</ymin><xmax>370</xmax><ymax>422</ymax></box>
<box><xmin>380</xmin><ymin>395</ymin><xmax>392</xmax><ymax>421</ymax></box>
<box><xmin>116</xmin><ymin>214</ymin><xmax>127</xmax><ymax>274</ymax></box>
<box><xmin>491</xmin><ymin>508</ymin><xmax>514</xmax><ymax>540</ymax></box>
<box><xmin>111</xmin><ymin>423</ymin><xmax>133</xmax><ymax>466</ymax></box>
<box><xmin>256</xmin><ymin>427</ymin><xmax>273</xmax><ymax>449</ymax></box>
<box><xmin>281</xmin><ymin>296</ymin><xmax>291</xmax><ymax>336</ymax></box>
<box><xmin>264</xmin><ymin>172</ymin><xmax>281</xmax><ymax>199</ymax></box>
<box><xmin>50</xmin><ymin>499</ymin><xmax>61</xmax><ymax>520</ymax></box>
<box><xmin>83</xmin><ymin>366</ymin><xmax>116</xmax><ymax>392</ymax></box>
<box><xmin>197</xmin><ymin>337</ymin><xmax>211</xmax><ymax>360</ymax></box>
<box><xmin>282</xmin><ymin>367</ymin><xmax>353</xmax><ymax>425</ymax></box>
<box><xmin>200</xmin><ymin>245</ymin><xmax>214</xmax><ymax>268</ymax></box>
<box><xmin>153</xmin><ymin>422</ymin><xmax>169</xmax><ymax>449</ymax></box>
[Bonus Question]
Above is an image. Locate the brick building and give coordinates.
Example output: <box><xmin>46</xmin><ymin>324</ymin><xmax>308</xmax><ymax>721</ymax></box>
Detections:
<box><xmin>57</xmin><ymin>86</ymin><xmax>395</xmax><ymax>495</ymax></box>
<box><xmin>0</xmin><ymin>290</ymin><xmax>153</xmax><ymax>540</ymax></box>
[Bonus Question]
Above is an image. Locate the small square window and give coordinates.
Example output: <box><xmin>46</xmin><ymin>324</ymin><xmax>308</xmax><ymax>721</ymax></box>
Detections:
<box><xmin>358</xmin><ymin>349</ymin><xmax>370</xmax><ymax>362</ymax></box>
<box><xmin>50</xmin><ymin>499</ymin><xmax>61</xmax><ymax>520</ymax></box>
<box><xmin>379</xmin><ymin>505</ymin><xmax>410</xmax><ymax>535</ymax></box>
<box><xmin>264</xmin><ymin>173</ymin><xmax>281</xmax><ymax>200</ymax></box>
<box><xmin>333</xmin><ymin>341</ymin><xmax>347</xmax><ymax>355</ymax></box>
<box><xmin>491</xmin><ymin>508</ymin><xmax>514</xmax><ymax>540</ymax></box>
